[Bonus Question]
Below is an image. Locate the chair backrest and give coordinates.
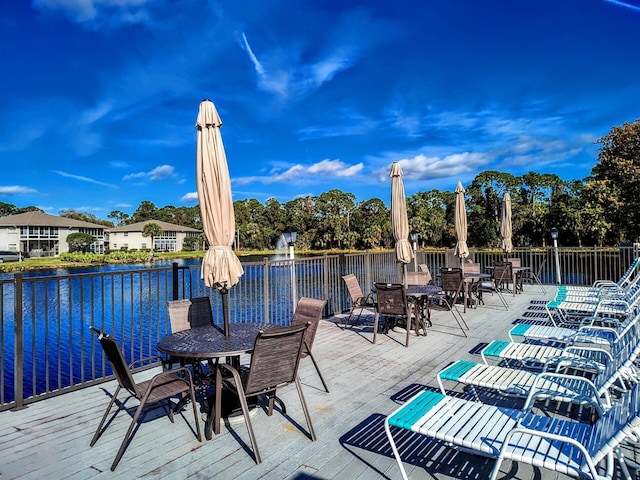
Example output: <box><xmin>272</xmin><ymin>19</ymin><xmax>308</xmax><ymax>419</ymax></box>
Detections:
<box><xmin>492</xmin><ymin>262</ymin><xmax>513</xmax><ymax>282</ymax></box>
<box><xmin>440</xmin><ymin>268</ymin><xmax>463</xmax><ymax>292</ymax></box>
<box><xmin>244</xmin><ymin>323</ymin><xmax>309</xmax><ymax>396</ymax></box>
<box><xmin>586</xmin><ymin>381</ymin><xmax>640</xmax><ymax>464</ymax></box>
<box><xmin>291</xmin><ymin>297</ymin><xmax>328</xmax><ymax>354</ymax></box>
<box><xmin>464</xmin><ymin>262</ymin><xmax>481</xmax><ymax>274</ymax></box>
<box><xmin>342</xmin><ymin>274</ymin><xmax>365</xmax><ymax>302</ymax></box>
<box><xmin>91</xmin><ymin>327</ymin><xmax>138</xmax><ymax>395</ymax></box>
<box><xmin>167</xmin><ymin>297</ymin><xmax>213</xmax><ymax>332</ymax></box>
<box><xmin>418</xmin><ymin>264</ymin><xmax>433</xmax><ymax>284</ymax></box>
<box><xmin>506</xmin><ymin>257</ymin><xmax>521</xmax><ymax>268</ymax></box>
<box><xmin>374</xmin><ymin>283</ymin><xmax>408</xmax><ymax>316</ymax></box>
<box><xmin>406</xmin><ymin>271</ymin><xmax>430</xmax><ymax>286</ymax></box>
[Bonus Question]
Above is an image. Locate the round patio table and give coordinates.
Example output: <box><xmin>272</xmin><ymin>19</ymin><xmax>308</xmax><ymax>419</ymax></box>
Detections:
<box><xmin>157</xmin><ymin>323</ymin><xmax>277</xmax><ymax>440</ymax></box>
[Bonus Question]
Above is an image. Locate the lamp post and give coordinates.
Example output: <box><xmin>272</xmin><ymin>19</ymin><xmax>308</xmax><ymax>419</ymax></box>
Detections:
<box><xmin>410</xmin><ymin>231</ymin><xmax>418</xmax><ymax>272</ymax></box>
<box><xmin>550</xmin><ymin>227</ymin><xmax>561</xmax><ymax>285</ymax></box>
<box><xmin>283</xmin><ymin>227</ymin><xmax>298</xmax><ymax>309</ymax></box>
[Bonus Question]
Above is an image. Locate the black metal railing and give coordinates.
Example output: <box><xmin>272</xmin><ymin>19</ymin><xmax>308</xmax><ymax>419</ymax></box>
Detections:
<box><xmin>2</xmin><ymin>246</ymin><xmax>638</xmax><ymax>411</ymax></box>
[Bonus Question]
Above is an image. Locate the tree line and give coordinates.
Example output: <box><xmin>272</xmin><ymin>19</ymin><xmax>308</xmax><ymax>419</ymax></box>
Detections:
<box><xmin>2</xmin><ymin>119</ymin><xmax>639</xmax><ymax>250</ymax></box>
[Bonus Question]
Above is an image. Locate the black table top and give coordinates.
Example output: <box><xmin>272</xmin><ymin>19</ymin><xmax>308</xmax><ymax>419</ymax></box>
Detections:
<box><xmin>157</xmin><ymin>323</ymin><xmax>276</xmax><ymax>359</ymax></box>
<box><xmin>406</xmin><ymin>285</ymin><xmax>443</xmax><ymax>295</ymax></box>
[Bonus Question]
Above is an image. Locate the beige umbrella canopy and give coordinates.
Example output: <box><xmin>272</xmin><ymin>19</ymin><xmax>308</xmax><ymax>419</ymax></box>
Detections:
<box><xmin>454</xmin><ymin>181</ymin><xmax>469</xmax><ymax>263</ymax></box>
<box><xmin>500</xmin><ymin>193</ymin><xmax>513</xmax><ymax>255</ymax></box>
<box><xmin>390</xmin><ymin>162</ymin><xmax>414</xmax><ymax>284</ymax></box>
<box><xmin>196</xmin><ymin>99</ymin><xmax>244</xmax><ymax>335</ymax></box>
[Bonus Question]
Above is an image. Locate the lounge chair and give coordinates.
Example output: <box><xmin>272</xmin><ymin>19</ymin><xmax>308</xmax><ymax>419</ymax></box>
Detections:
<box><xmin>89</xmin><ymin>328</ymin><xmax>202</xmax><ymax>471</ymax></box>
<box><xmin>546</xmin><ymin>284</ymin><xmax>640</xmax><ymax>326</ymax></box>
<box><xmin>213</xmin><ymin>323</ymin><xmax>316</xmax><ymax>464</ymax></box>
<box><xmin>342</xmin><ymin>274</ymin><xmax>376</xmax><ymax>329</ymax></box>
<box><xmin>509</xmin><ymin>310</ymin><xmax>639</xmax><ymax>346</ymax></box>
<box><xmin>558</xmin><ymin>257</ymin><xmax>640</xmax><ymax>296</ymax></box>
<box><xmin>385</xmin><ymin>381</ymin><xmax>640</xmax><ymax>480</ymax></box>
<box><xmin>438</xmin><ymin>325</ymin><xmax>640</xmax><ymax>410</ymax></box>
<box><xmin>291</xmin><ymin>297</ymin><xmax>330</xmax><ymax>392</ymax></box>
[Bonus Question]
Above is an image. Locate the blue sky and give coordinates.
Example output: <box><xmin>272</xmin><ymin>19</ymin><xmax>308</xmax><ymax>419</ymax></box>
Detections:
<box><xmin>2</xmin><ymin>0</ymin><xmax>640</xmax><ymax>220</ymax></box>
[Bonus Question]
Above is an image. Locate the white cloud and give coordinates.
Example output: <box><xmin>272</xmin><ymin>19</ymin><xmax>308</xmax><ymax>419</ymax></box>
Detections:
<box><xmin>181</xmin><ymin>192</ymin><xmax>198</xmax><ymax>202</ymax></box>
<box><xmin>0</xmin><ymin>185</ymin><xmax>38</xmax><ymax>195</ymax></box>
<box><xmin>123</xmin><ymin>164</ymin><xmax>175</xmax><ymax>181</ymax></box>
<box><xmin>604</xmin><ymin>0</ymin><xmax>640</xmax><ymax>13</ymax></box>
<box><xmin>32</xmin><ymin>0</ymin><xmax>155</xmax><ymax>27</ymax></box>
<box><xmin>236</xmin><ymin>158</ymin><xmax>364</xmax><ymax>185</ymax></box>
<box><xmin>241</xmin><ymin>31</ymin><xmax>356</xmax><ymax>100</ymax></box>
<box><xmin>53</xmin><ymin>170</ymin><xmax>118</xmax><ymax>188</ymax></box>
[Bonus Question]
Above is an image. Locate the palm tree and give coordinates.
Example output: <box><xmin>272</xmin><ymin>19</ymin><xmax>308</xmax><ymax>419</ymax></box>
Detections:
<box><xmin>142</xmin><ymin>222</ymin><xmax>163</xmax><ymax>261</ymax></box>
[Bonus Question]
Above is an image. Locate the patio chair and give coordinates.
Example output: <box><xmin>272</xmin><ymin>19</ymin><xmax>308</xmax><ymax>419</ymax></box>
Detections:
<box><xmin>492</xmin><ymin>261</ymin><xmax>515</xmax><ymax>297</ymax></box>
<box><xmin>89</xmin><ymin>327</ymin><xmax>202</xmax><ymax>471</ymax></box>
<box><xmin>291</xmin><ymin>297</ymin><xmax>330</xmax><ymax>392</ymax></box>
<box><xmin>439</xmin><ymin>267</ymin><xmax>464</xmax><ymax>308</ymax></box>
<box><xmin>373</xmin><ymin>282</ymin><xmax>414</xmax><ymax>347</ymax></box>
<box><xmin>438</xmin><ymin>324</ymin><xmax>640</xmax><ymax>411</ymax></box>
<box><xmin>166</xmin><ymin>297</ymin><xmax>214</xmax><ymax>374</ymax></box>
<box><xmin>342</xmin><ymin>274</ymin><xmax>376</xmax><ymax>329</ymax></box>
<box><xmin>167</xmin><ymin>296</ymin><xmax>214</xmax><ymax>332</ymax></box>
<box><xmin>214</xmin><ymin>323</ymin><xmax>315</xmax><ymax>464</ymax></box>
<box><xmin>385</xmin><ymin>380</ymin><xmax>640</xmax><ymax>480</ymax></box>
<box><xmin>418</xmin><ymin>264</ymin><xmax>434</xmax><ymax>284</ymax></box>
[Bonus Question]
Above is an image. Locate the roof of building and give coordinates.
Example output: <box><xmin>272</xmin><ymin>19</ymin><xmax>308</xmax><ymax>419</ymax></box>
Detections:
<box><xmin>107</xmin><ymin>220</ymin><xmax>201</xmax><ymax>233</ymax></box>
<box><xmin>0</xmin><ymin>211</ymin><xmax>107</xmax><ymax>229</ymax></box>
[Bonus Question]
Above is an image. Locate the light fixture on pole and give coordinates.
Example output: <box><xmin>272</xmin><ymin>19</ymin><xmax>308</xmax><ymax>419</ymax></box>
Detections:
<box><xmin>410</xmin><ymin>231</ymin><xmax>418</xmax><ymax>272</ymax></box>
<box><xmin>283</xmin><ymin>227</ymin><xmax>298</xmax><ymax>309</ymax></box>
<box><xmin>283</xmin><ymin>227</ymin><xmax>297</xmax><ymax>259</ymax></box>
<box><xmin>550</xmin><ymin>227</ymin><xmax>561</xmax><ymax>285</ymax></box>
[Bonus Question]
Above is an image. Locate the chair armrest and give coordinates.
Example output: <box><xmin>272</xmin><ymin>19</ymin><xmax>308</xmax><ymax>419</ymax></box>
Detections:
<box><xmin>129</xmin><ymin>355</ymin><xmax>165</xmax><ymax>369</ymax></box>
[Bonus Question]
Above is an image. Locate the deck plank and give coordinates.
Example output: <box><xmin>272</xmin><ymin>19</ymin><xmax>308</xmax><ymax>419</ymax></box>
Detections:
<box><xmin>3</xmin><ymin>286</ymin><xmax>634</xmax><ymax>479</ymax></box>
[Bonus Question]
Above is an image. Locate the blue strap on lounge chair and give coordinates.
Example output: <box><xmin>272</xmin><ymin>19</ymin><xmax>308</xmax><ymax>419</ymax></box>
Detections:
<box><xmin>385</xmin><ymin>382</ymin><xmax>640</xmax><ymax>480</ymax></box>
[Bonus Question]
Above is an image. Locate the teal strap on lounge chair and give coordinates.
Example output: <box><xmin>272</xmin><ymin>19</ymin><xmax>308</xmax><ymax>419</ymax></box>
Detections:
<box><xmin>547</xmin><ymin>300</ymin><xmax>561</xmax><ymax>309</ymax></box>
<box><xmin>483</xmin><ymin>340</ymin><xmax>511</xmax><ymax>358</ymax></box>
<box><xmin>439</xmin><ymin>360</ymin><xmax>477</xmax><ymax>381</ymax></box>
<box><xmin>509</xmin><ymin>323</ymin><xmax>531</xmax><ymax>338</ymax></box>
<box><xmin>388</xmin><ymin>390</ymin><xmax>445</xmax><ymax>430</ymax></box>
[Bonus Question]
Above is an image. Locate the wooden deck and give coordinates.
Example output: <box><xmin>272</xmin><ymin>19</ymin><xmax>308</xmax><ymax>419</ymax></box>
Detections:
<box><xmin>2</xmin><ymin>285</ymin><xmax>639</xmax><ymax>479</ymax></box>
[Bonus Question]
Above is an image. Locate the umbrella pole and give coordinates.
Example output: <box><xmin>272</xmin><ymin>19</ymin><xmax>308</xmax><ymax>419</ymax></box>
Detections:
<box><xmin>220</xmin><ymin>287</ymin><xmax>230</xmax><ymax>336</ymax></box>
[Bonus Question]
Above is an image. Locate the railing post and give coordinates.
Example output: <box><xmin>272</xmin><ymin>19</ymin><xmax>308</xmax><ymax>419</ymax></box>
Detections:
<box><xmin>365</xmin><ymin>251</ymin><xmax>372</xmax><ymax>293</ymax></box>
<box><xmin>263</xmin><ymin>257</ymin><xmax>270</xmax><ymax>323</ymax></box>
<box><xmin>13</xmin><ymin>273</ymin><xmax>24</xmax><ymax>410</ymax></box>
<box><xmin>172</xmin><ymin>262</ymin><xmax>179</xmax><ymax>300</ymax></box>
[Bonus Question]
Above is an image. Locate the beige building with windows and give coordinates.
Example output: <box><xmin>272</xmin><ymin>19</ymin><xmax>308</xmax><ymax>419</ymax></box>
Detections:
<box><xmin>107</xmin><ymin>220</ymin><xmax>201</xmax><ymax>252</ymax></box>
<box><xmin>0</xmin><ymin>211</ymin><xmax>107</xmax><ymax>257</ymax></box>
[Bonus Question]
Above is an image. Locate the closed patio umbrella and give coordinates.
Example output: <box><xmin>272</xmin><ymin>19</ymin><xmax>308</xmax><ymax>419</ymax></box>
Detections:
<box><xmin>500</xmin><ymin>193</ymin><xmax>513</xmax><ymax>257</ymax></box>
<box><xmin>454</xmin><ymin>182</ymin><xmax>469</xmax><ymax>267</ymax></box>
<box><xmin>390</xmin><ymin>162</ymin><xmax>414</xmax><ymax>286</ymax></box>
<box><xmin>196</xmin><ymin>99</ymin><xmax>244</xmax><ymax>336</ymax></box>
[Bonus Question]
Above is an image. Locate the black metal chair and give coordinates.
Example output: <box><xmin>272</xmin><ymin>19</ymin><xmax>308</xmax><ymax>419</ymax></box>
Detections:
<box><xmin>166</xmin><ymin>296</ymin><xmax>215</xmax><ymax>376</ymax></box>
<box><xmin>342</xmin><ymin>274</ymin><xmax>376</xmax><ymax>329</ymax></box>
<box><xmin>89</xmin><ymin>327</ymin><xmax>202</xmax><ymax>471</ymax></box>
<box><xmin>213</xmin><ymin>323</ymin><xmax>316</xmax><ymax>464</ymax></box>
<box><xmin>291</xmin><ymin>297</ymin><xmax>330</xmax><ymax>392</ymax></box>
<box><xmin>373</xmin><ymin>283</ymin><xmax>413</xmax><ymax>347</ymax></box>
<box><xmin>440</xmin><ymin>267</ymin><xmax>464</xmax><ymax>307</ymax></box>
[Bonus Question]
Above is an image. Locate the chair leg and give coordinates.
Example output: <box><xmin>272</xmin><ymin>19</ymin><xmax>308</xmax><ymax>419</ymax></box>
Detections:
<box><xmin>373</xmin><ymin>312</ymin><xmax>379</xmax><ymax>344</ymax></box>
<box><xmin>295</xmin><ymin>376</ymin><xmax>316</xmax><ymax>441</ymax></box>
<box><xmin>237</xmin><ymin>390</ymin><xmax>262</xmax><ymax>464</ymax></box>
<box><xmin>306</xmin><ymin>350</ymin><xmax>329</xmax><ymax>392</ymax></box>
<box><xmin>189</xmin><ymin>377</ymin><xmax>203</xmax><ymax>442</ymax></box>
<box><xmin>111</xmin><ymin>399</ymin><xmax>147</xmax><ymax>471</ymax></box>
<box><xmin>90</xmin><ymin>385</ymin><xmax>122</xmax><ymax>447</ymax></box>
